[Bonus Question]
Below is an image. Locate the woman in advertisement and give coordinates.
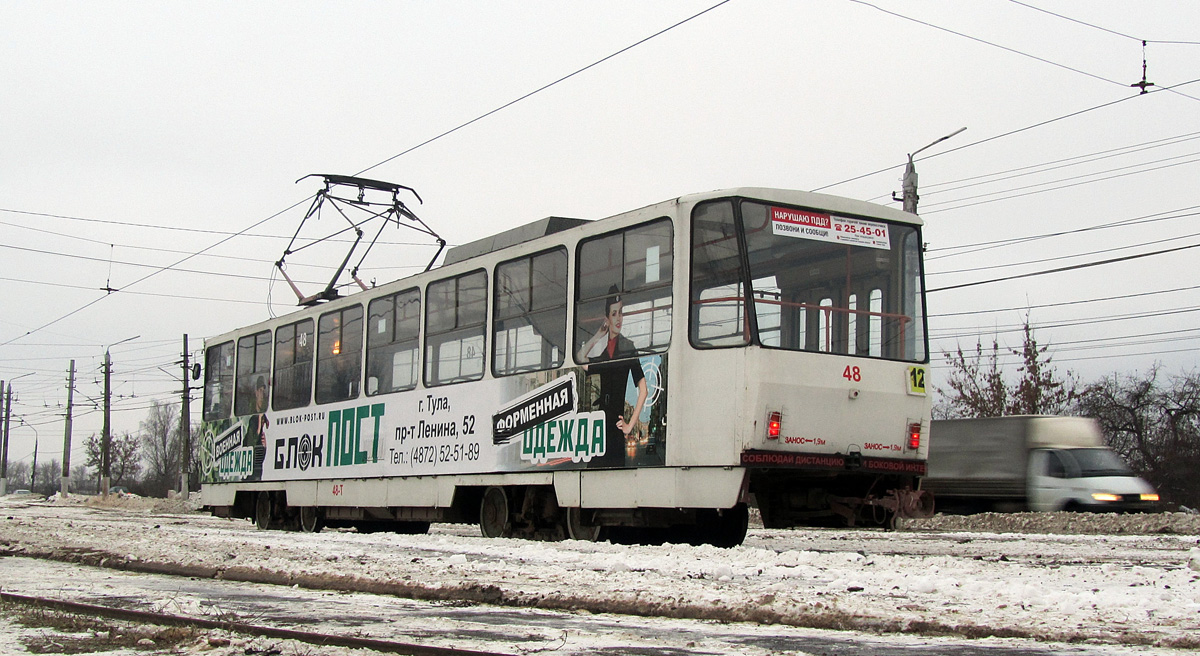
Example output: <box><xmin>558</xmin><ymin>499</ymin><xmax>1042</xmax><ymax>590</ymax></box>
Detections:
<box><xmin>577</xmin><ymin>288</ymin><xmax>648</xmax><ymax>468</ymax></box>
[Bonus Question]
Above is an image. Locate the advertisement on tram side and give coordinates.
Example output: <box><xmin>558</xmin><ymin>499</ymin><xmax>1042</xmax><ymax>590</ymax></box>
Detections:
<box><xmin>199</xmin><ymin>355</ymin><xmax>667</xmax><ymax>484</ymax></box>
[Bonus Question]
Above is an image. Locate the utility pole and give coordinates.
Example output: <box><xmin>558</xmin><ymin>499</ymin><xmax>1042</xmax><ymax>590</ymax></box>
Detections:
<box><xmin>101</xmin><ymin>350</ymin><xmax>112</xmax><ymax>496</ymax></box>
<box><xmin>179</xmin><ymin>334</ymin><xmax>192</xmax><ymax>497</ymax></box>
<box><xmin>901</xmin><ymin>157</ymin><xmax>919</xmax><ymax>214</ymax></box>
<box><xmin>29</xmin><ymin>424</ymin><xmax>37</xmax><ymax>492</ymax></box>
<box><xmin>61</xmin><ymin>360</ymin><xmax>76</xmax><ymax>497</ymax></box>
<box><xmin>101</xmin><ymin>336</ymin><xmax>138</xmax><ymax>496</ymax></box>
<box><xmin>896</xmin><ymin>127</ymin><xmax>967</xmax><ymax>214</ymax></box>
<box><xmin>1</xmin><ymin>383</ymin><xmax>11</xmax><ymax>495</ymax></box>
<box><xmin>0</xmin><ymin>379</ymin><xmax>5</xmax><ymax>495</ymax></box>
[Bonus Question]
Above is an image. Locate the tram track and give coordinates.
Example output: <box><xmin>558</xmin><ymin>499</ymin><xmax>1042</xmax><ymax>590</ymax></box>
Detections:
<box><xmin>1</xmin><ymin>591</ymin><xmax>514</xmax><ymax>656</ymax></box>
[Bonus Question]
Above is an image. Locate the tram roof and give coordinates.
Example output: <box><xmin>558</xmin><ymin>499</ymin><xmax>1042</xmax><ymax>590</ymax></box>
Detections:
<box><xmin>444</xmin><ymin>187</ymin><xmax>919</xmax><ymax>265</ymax></box>
<box><xmin>204</xmin><ymin>187</ymin><xmax>919</xmax><ymax>344</ymax></box>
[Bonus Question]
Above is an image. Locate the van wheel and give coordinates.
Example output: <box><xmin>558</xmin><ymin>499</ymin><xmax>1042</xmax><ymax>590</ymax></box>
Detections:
<box><xmin>299</xmin><ymin>506</ymin><xmax>324</xmax><ymax>533</ymax></box>
<box><xmin>480</xmin><ymin>487</ymin><xmax>512</xmax><ymax>538</ymax></box>
<box><xmin>254</xmin><ymin>493</ymin><xmax>273</xmax><ymax>530</ymax></box>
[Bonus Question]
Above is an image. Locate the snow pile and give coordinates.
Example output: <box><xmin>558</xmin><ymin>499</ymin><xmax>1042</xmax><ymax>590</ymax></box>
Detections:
<box><xmin>46</xmin><ymin>491</ymin><xmax>202</xmax><ymax>514</ymax></box>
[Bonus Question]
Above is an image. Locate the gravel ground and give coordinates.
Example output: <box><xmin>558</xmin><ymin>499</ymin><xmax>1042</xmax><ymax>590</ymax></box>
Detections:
<box><xmin>899</xmin><ymin>511</ymin><xmax>1200</xmax><ymax>535</ymax></box>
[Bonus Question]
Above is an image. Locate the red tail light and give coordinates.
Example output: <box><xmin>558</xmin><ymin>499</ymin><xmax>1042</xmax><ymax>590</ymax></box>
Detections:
<box><xmin>767</xmin><ymin>411</ymin><xmax>782</xmax><ymax>439</ymax></box>
<box><xmin>908</xmin><ymin>422</ymin><xmax>922</xmax><ymax>449</ymax></box>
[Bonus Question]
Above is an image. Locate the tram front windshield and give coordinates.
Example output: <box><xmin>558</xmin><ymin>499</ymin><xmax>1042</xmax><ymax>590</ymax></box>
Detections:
<box><xmin>690</xmin><ymin>199</ymin><xmax>927</xmax><ymax>363</ymax></box>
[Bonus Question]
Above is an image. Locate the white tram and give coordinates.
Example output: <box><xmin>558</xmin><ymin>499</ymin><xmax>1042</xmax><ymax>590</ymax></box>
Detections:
<box><xmin>199</xmin><ymin>187</ymin><xmax>933</xmax><ymax>547</ymax></box>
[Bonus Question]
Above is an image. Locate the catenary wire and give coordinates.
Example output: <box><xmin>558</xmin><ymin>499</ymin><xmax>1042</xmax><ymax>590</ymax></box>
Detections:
<box><xmin>352</xmin><ymin>0</ymin><xmax>734</xmax><ymax>176</ymax></box>
<box><xmin>0</xmin><ymin>195</ymin><xmax>314</xmax><ymax>347</ymax></box>
<box><xmin>926</xmin><ymin>241</ymin><xmax>1200</xmax><ymax>293</ymax></box>
<box><xmin>0</xmin><ymin>208</ymin><xmax>435</xmax><ymax>248</ymax></box>
<box><xmin>928</xmin><ymin>283</ymin><xmax>1200</xmax><ymax>318</ymax></box>
<box><xmin>1</xmin><ymin>2</ymin><xmax>733</xmax><ymax>349</ymax></box>
<box><xmin>929</xmin><ymin>229</ymin><xmax>1200</xmax><ymax>276</ymax></box>
<box><xmin>0</xmin><ymin>219</ymin><xmax>429</xmax><ymax>272</ymax></box>
<box><xmin>927</xmin><ymin>206</ymin><xmax>1200</xmax><ymax>259</ymax></box>
<box><xmin>1006</xmin><ymin>0</ymin><xmax>1200</xmax><ymax>45</ymax></box>
<box><xmin>919</xmin><ymin>149</ymin><xmax>1200</xmax><ymax>204</ymax></box>
<box><xmin>848</xmin><ymin>0</ymin><xmax>1200</xmax><ymax>102</ymax></box>
<box><xmin>867</xmin><ymin>131</ymin><xmax>1200</xmax><ymax>203</ymax></box>
<box><xmin>920</xmin><ymin>154</ymin><xmax>1200</xmax><ymax>212</ymax></box>
<box><xmin>808</xmin><ymin>81</ymin><xmax>1184</xmax><ymax>193</ymax></box>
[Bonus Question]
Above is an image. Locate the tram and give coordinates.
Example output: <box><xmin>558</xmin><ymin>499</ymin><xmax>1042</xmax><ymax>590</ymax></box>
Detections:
<box><xmin>199</xmin><ymin>186</ymin><xmax>933</xmax><ymax>547</ymax></box>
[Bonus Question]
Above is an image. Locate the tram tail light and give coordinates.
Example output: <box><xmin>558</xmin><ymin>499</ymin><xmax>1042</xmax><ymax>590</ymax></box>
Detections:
<box><xmin>767</xmin><ymin>411</ymin><xmax>782</xmax><ymax>440</ymax></box>
<box><xmin>908</xmin><ymin>422</ymin><xmax>922</xmax><ymax>450</ymax></box>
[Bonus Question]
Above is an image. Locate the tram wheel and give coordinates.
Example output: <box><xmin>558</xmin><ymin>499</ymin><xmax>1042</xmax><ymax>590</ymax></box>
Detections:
<box><xmin>254</xmin><ymin>493</ymin><xmax>273</xmax><ymax>530</ymax></box>
<box><xmin>479</xmin><ymin>486</ymin><xmax>512</xmax><ymax>538</ymax></box>
<box><xmin>299</xmin><ymin>506</ymin><xmax>324</xmax><ymax>533</ymax></box>
<box><xmin>563</xmin><ymin>507</ymin><xmax>603</xmax><ymax>542</ymax></box>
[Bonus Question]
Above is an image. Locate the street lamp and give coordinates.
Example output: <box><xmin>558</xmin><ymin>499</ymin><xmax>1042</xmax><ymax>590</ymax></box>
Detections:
<box><xmin>0</xmin><ymin>371</ymin><xmax>34</xmax><ymax>495</ymax></box>
<box><xmin>898</xmin><ymin>127</ymin><xmax>967</xmax><ymax>214</ymax></box>
<box><xmin>102</xmin><ymin>335</ymin><xmax>139</xmax><ymax>496</ymax></box>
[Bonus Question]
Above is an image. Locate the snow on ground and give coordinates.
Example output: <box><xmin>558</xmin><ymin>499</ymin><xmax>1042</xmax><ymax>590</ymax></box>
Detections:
<box><xmin>1</xmin><ymin>494</ymin><xmax>1199</xmax><ymax>651</ymax></box>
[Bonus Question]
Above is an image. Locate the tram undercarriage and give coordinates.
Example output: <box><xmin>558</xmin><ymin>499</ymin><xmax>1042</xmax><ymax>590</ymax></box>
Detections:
<box><xmin>209</xmin><ymin>482</ymin><xmax>751</xmax><ymax>548</ymax></box>
<box><xmin>750</xmin><ymin>469</ymin><xmax>933</xmax><ymax>529</ymax></box>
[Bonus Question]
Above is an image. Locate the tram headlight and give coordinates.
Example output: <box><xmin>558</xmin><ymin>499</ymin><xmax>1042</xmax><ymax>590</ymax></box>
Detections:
<box><xmin>907</xmin><ymin>422</ymin><xmax>922</xmax><ymax>450</ymax></box>
<box><xmin>767</xmin><ymin>411</ymin><xmax>782</xmax><ymax>440</ymax></box>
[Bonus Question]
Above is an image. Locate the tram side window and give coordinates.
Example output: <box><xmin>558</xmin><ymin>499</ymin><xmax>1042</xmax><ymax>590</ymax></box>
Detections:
<box><xmin>366</xmin><ymin>289</ymin><xmax>421</xmax><ymax>395</ymax></box>
<box><xmin>690</xmin><ymin>201</ymin><xmax>749</xmax><ymax>348</ymax></box>
<box><xmin>425</xmin><ymin>270</ymin><xmax>487</xmax><ymax>386</ymax></box>
<box><xmin>494</xmin><ymin>248</ymin><xmax>567</xmax><ymax>376</ymax></box>
<box><xmin>273</xmin><ymin>319</ymin><xmax>313</xmax><ymax>411</ymax></box>
<box><xmin>203</xmin><ymin>341</ymin><xmax>234</xmax><ymax>421</ymax></box>
<box><xmin>316</xmin><ymin>305</ymin><xmax>364</xmax><ymax>404</ymax></box>
<box><xmin>234</xmin><ymin>331</ymin><xmax>272</xmax><ymax>417</ymax></box>
<box><xmin>576</xmin><ymin>218</ymin><xmax>673</xmax><ymax>362</ymax></box>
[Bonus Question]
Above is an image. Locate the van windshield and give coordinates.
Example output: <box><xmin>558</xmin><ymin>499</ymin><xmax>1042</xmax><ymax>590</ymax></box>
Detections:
<box><xmin>1070</xmin><ymin>450</ymin><xmax>1132</xmax><ymax>477</ymax></box>
<box><xmin>1065</xmin><ymin>448</ymin><xmax>1133</xmax><ymax>477</ymax></box>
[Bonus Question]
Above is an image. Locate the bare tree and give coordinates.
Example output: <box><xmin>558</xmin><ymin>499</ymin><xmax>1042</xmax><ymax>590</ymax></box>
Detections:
<box><xmin>70</xmin><ymin>464</ymin><xmax>92</xmax><ymax>494</ymax></box>
<box><xmin>1077</xmin><ymin>367</ymin><xmax>1200</xmax><ymax>508</ymax></box>
<box><xmin>84</xmin><ymin>432</ymin><xmax>143</xmax><ymax>489</ymax></box>
<box><xmin>5</xmin><ymin>461</ymin><xmax>30</xmax><ymax>491</ymax></box>
<box><xmin>935</xmin><ymin>316</ymin><xmax>1077</xmax><ymax>419</ymax></box>
<box><xmin>34</xmin><ymin>459</ymin><xmax>60</xmax><ymax>496</ymax></box>
<box><xmin>140</xmin><ymin>400</ymin><xmax>182</xmax><ymax>497</ymax></box>
<box><xmin>935</xmin><ymin>338</ymin><xmax>1009</xmax><ymax>418</ymax></box>
<box><xmin>1007</xmin><ymin>321</ymin><xmax>1078</xmax><ymax>415</ymax></box>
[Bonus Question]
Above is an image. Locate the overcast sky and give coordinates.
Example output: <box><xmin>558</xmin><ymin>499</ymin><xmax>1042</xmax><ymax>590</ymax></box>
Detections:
<box><xmin>2</xmin><ymin>1</ymin><xmax>1199</xmax><ymax>473</ymax></box>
